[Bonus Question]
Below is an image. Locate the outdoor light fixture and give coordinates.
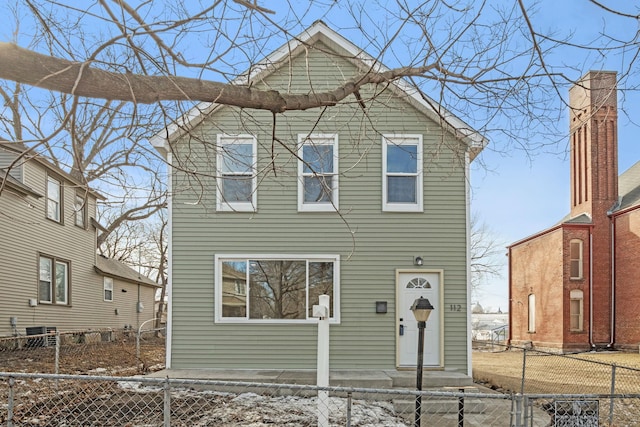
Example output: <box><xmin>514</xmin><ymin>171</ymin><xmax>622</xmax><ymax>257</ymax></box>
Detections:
<box><xmin>410</xmin><ymin>296</ymin><xmax>434</xmax><ymax>427</ymax></box>
<box><xmin>414</xmin><ymin>256</ymin><xmax>423</xmax><ymax>266</ymax></box>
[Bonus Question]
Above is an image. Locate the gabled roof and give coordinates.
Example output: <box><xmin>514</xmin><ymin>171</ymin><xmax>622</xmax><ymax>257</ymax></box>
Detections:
<box><xmin>618</xmin><ymin>160</ymin><xmax>640</xmax><ymax>211</ymax></box>
<box><xmin>0</xmin><ymin>168</ymin><xmax>42</xmax><ymax>198</ymax></box>
<box><xmin>94</xmin><ymin>255</ymin><xmax>160</xmax><ymax>288</ymax></box>
<box><xmin>0</xmin><ymin>142</ymin><xmax>105</xmax><ymax>200</ymax></box>
<box><xmin>151</xmin><ymin>21</ymin><xmax>487</xmax><ymax>159</ymax></box>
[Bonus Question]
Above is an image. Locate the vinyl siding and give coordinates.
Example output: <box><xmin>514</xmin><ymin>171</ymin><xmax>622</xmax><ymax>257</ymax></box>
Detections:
<box><xmin>169</xmin><ymin>40</ymin><xmax>470</xmax><ymax>371</ymax></box>
<box><xmin>0</xmin><ymin>158</ymin><xmax>158</xmax><ymax>336</ymax></box>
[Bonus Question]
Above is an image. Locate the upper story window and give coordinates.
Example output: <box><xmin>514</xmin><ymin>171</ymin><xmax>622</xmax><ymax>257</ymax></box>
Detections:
<box><xmin>215</xmin><ymin>255</ymin><xmax>340</xmax><ymax>323</ymax></box>
<box><xmin>298</xmin><ymin>134</ymin><xmax>339</xmax><ymax>211</ymax></box>
<box><xmin>216</xmin><ymin>135</ymin><xmax>257</xmax><ymax>212</ymax></box>
<box><xmin>46</xmin><ymin>176</ymin><xmax>62</xmax><ymax>222</ymax></box>
<box><xmin>75</xmin><ymin>193</ymin><xmax>87</xmax><ymax>228</ymax></box>
<box><xmin>382</xmin><ymin>135</ymin><xmax>423</xmax><ymax>212</ymax></box>
<box><xmin>39</xmin><ymin>255</ymin><xmax>69</xmax><ymax>305</ymax></box>
<box><xmin>569</xmin><ymin>239</ymin><xmax>583</xmax><ymax>279</ymax></box>
<box><xmin>104</xmin><ymin>277</ymin><xmax>114</xmax><ymax>301</ymax></box>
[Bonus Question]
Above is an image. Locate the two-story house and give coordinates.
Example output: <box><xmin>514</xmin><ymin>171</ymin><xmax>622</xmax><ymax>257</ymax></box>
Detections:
<box><xmin>152</xmin><ymin>21</ymin><xmax>486</xmax><ymax>376</ymax></box>
<box><xmin>509</xmin><ymin>71</ymin><xmax>640</xmax><ymax>352</ymax></box>
<box><xmin>0</xmin><ymin>142</ymin><xmax>160</xmax><ymax>337</ymax></box>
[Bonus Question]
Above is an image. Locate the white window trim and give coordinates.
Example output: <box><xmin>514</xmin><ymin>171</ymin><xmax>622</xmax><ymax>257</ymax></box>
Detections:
<box><xmin>104</xmin><ymin>277</ymin><xmax>114</xmax><ymax>302</ymax></box>
<box><xmin>216</xmin><ymin>134</ymin><xmax>257</xmax><ymax>212</ymax></box>
<box><xmin>528</xmin><ymin>293</ymin><xmax>536</xmax><ymax>333</ymax></box>
<box><xmin>46</xmin><ymin>175</ymin><xmax>62</xmax><ymax>222</ymax></box>
<box><xmin>382</xmin><ymin>134</ymin><xmax>423</xmax><ymax>212</ymax></box>
<box><xmin>297</xmin><ymin>134</ymin><xmax>339</xmax><ymax>212</ymax></box>
<box><xmin>214</xmin><ymin>254</ymin><xmax>341</xmax><ymax>324</ymax></box>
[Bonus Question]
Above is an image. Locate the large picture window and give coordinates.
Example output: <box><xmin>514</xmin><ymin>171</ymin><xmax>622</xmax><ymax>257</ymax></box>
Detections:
<box><xmin>216</xmin><ymin>135</ymin><xmax>257</xmax><ymax>212</ymax></box>
<box><xmin>298</xmin><ymin>134</ymin><xmax>339</xmax><ymax>211</ymax></box>
<box><xmin>382</xmin><ymin>135</ymin><xmax>423</xmax><ymax>211</ymax></box>
<box><xmin>215</xmin><ymin>255</ymin><xmax>340</xmax><ymax>323</ymax></box>
<box><xmin>39</xmin><ymin>255</ymin><xmax>69</xmax><ymax>305</ymax></box>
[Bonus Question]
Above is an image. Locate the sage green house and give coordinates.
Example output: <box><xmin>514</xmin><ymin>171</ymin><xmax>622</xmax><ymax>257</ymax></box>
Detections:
<box><xmin>152</xmin><ymin>21</ymin><xmax>486</xmax><ymax>376</ymax></box>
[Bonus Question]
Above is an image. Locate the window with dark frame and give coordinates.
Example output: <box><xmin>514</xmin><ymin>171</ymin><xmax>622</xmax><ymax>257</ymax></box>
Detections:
<box><xmin>39</xmin><ymin>255</ymin><xmax>69</xmax><ymax>305</ymax></box>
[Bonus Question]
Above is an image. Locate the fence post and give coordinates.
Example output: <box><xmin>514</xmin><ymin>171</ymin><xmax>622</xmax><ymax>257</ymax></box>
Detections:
<box><xmin>136</xmin><ymin>328</ymin><xmax>141</xmax><ymax>363</ymax></box>
<box><xmin>513</xmin><ymin>393</ymin><xmax>523</xmax><ymax>427</ymax></box>
<box><xmin>7</xmin><ymin>376</ymin><xmax>15</xmax><ymax>427</ymax></box>
<box><xmin>55</xmin><ymin>331</ymin><xmax>60</xmax><ymax>375</ymax></box>
<box><xmin>609</xmin><ymin>364</ymin><xmax>616</xmax><ymax>426</ymax></box>
<box><xmin>163</xmin><ymin>377</ymin><xmax>171</xmax><ymax>427</ymax></box>
<box><xmin>346</xmin><ymin>392</ymin><xmax>352</xmax><ymax>427</ymax></box>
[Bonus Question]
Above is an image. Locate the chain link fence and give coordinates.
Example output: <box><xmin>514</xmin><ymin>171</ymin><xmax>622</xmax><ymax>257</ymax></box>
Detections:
<box><xmin>473</xmin><ymin>342</ymin><xmax>640</xmax><ymax>426</ymax></box>
<box><xmin>0</xmin><ymin>327</ymin><xmax>165</xmax><ymax>375</ymax></box>
<box><xmin>1</xmin><ymin>372</ymin><xmax>639</xmax><ymax>426</ymax></box>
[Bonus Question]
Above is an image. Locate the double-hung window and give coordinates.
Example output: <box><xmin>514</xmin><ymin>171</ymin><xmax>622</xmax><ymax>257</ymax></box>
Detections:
<box><xmin>39</xmin><ymin>255</ymin><xmax>69</xmax><ymax>305</ymax></box>
<box><xmin>569</xmin><ymin>239</ymin><xmax>583</xmax><ymax>279</ymax></box>
<box><xmin>46</xmin><ymin>176</ymin><xmax>62</xmax><ymax>222</ymax></box>
<box><xmin>216</xmin><ymin>135</ymin><xmax>257</xmax><ymax>212</ymax></box>
<box><xmin>298</xmin><ymin>134</ymin><xmax>338</xmax><ymax>211</ymax></box>
<box><xmin>104</xmin><ymin>277</ymin><xmax>114</xmax><ymax>301</ymax></box>
<box><xmin>215</xmin><ymin>254</ymin><xmax>340</xmax><ymax>323</ymax></box>
<box><xmin>382</xmin><ymin>135</ymin><xmax>423</xmax><ymax>211</ymax></box>
<box><xmin>569</xmin><ymin>289</ymin><xmax>583</xmax><ymax>331</ymax></box>
<box><xmin>75</xmin><ymin>193</ymin><xmax>86</xmax><ymax>228</ymax></box>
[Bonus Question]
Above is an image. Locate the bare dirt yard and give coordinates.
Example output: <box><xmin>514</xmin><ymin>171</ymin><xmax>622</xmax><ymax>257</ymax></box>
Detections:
<box><xmin>473</xmin><ymin>349</ymin><xmax>640</xmax><ymax>427</ymax></box>
<box><xmin>473</xmin><ymin>349</ymin><xmax>640</xmax><ymax>394</ymax></box>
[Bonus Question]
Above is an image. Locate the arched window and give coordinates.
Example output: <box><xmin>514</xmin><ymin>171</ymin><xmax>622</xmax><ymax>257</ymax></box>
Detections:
<box><xmin>570</xmin><ymin>239</ymin><xmax>583</xmax><ymax>279</ymax></box>
<box><xmin>570</xmin><ymin>289</ymin><xmax>584</xmax><ymax>331</ymax></box>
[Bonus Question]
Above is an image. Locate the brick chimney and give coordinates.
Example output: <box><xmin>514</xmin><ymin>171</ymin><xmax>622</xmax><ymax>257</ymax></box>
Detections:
<box><xmin>569</xmin><ymin>71</ymin><xmax>618</xmax><ymax>219</ymax></box>
<box><xmin>568</xmin><ymin>70</ymin><xmax>618</xmax><ymax>344</ymax></box>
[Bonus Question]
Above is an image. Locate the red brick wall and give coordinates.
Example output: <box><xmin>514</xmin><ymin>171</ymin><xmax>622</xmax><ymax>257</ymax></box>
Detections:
<box><xmin>510</xmin><ymin>229</ymin><xmax>564</xmax><ymax>349</ymax></box>
<box><xmin>614</xmin><ymin>208</ymin><xmax>640</xmax><ymax>346</ymax></box>
<box><xmin>561</xmin><ymin>226</ymin><xmax>591</xmax><ymax>350</ymax></box>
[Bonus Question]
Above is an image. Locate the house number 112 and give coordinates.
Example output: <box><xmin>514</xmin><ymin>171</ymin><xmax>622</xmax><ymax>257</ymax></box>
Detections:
<box><xmin>449</xmin><ymin>304</ymin><xmax>462</xmax><ymax>312</ymax></box>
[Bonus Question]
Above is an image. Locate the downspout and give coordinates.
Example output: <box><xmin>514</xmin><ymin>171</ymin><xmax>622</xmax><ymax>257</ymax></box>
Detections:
<box><xmin>589</xmin><ymin>230</ymin><xmax>595</xmax><ymax>349</ymax></box>
<box><xmin>607</xmin><ymin>211</ymin><xmax>617</xmax><ymax>348</ymax></box>
<box><xmin>507</xmin><ymin>247</ymin><xmax>512</xmax><ymax>347</ymax></box>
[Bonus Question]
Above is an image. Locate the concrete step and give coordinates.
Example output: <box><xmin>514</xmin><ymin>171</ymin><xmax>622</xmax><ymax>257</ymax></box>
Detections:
<box><xmin>393</xmin><ymin>394</ymin><xmax>487</xmax><ymax>415</ymax></box>
<box><xmin>388</xmin><ymin>370</ymin><xmax>474</xmax><ymax>388</ymax></box>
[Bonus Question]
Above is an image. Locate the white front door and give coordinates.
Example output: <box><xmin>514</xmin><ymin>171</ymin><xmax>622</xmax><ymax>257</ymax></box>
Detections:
<box><xmin>397</xmin><ymin>271</ymin><xmax>441</xmax><ymax>368</ymax></box>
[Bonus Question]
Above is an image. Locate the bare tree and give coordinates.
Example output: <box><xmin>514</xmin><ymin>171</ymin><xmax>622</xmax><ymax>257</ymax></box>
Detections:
<box><xmin>470</xmin><ymin>213</ymin><xmax>505</xmax><ymax>307</ymax></box>
<box><xmin>1</xmin><ymin>1</ymin><xmax>638</xmax><ymax>313</ymax></box>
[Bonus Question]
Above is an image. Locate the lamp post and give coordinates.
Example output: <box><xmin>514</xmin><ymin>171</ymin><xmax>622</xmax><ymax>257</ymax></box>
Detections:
<box><xmin>410</xmin><ymin>296</ymin><xmax>434</xmax><ymax>427</ymax></box>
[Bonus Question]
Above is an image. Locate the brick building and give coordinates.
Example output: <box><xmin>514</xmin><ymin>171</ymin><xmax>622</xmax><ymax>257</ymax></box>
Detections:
<box><xmin>508</xmin><ymin>71</ymin><xmax>640</xmax><ymax>352</ymax></box>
